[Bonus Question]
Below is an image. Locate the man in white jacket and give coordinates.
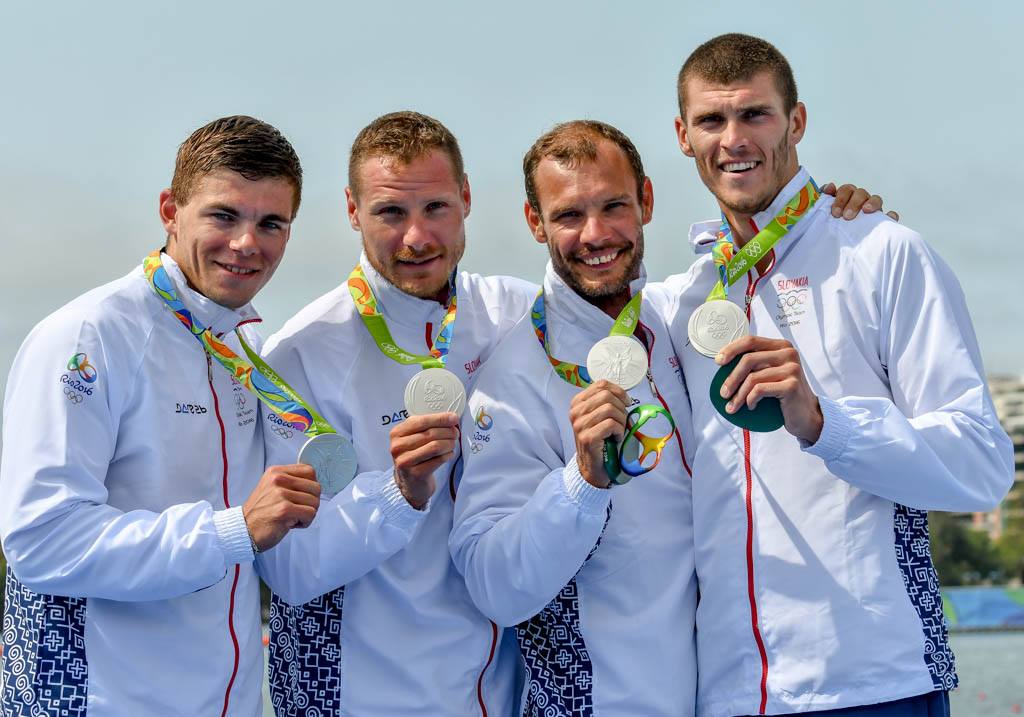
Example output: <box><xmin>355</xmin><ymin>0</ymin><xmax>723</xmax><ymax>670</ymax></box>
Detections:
<box><xmin>449</xmin><ymin>119</ymin><xmax>701</xmax><ymax>716</ymax></box>
<box><xmin>0</xmin><ymin>116</ymin><xmax>321</xmax><ymax>715</ymax></box>
<box><xmin>666</xmin><ymin>33</ymin><xmax>1015</xmax><ymax>717</ymax></box>
<box><xmin>259</xmin><ymin>111</ymin><xmax>537</xmax><ymax>716</ymax></box>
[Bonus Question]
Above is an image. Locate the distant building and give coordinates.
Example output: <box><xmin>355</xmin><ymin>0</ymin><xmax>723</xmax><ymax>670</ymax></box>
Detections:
<box><xmin>956</xmin><ymin>375</ymin><xmax>1024</xmax><ymax>540</ymax></box>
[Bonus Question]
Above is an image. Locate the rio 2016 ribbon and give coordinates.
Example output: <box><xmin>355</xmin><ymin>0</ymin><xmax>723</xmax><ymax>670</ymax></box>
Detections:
<box><xmin>347</xmin><ymin>264</ymin><xmax>467</xmax><ymax>418</ymax></box>
<box><xmin>530</xmin><ymin>289</ymin><xmax>674</xmax><ymax>484</ymax></box>
<box><xmin>706</xmin><ymin>178</ymin><xmax>820</xmax><ymax>303</ymax></box>
<box><xmin>143</xmin><ymin>251</ymin><xmax>334</xmax><ymax>437</ymax></box>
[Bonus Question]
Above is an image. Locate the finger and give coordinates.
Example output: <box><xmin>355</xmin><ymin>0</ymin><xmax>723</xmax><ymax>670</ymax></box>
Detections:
<box><xmin>271</xmin><ymin>473</ymin><xmax>323</xmax><ymax>498</ymax></box>
<box><xmin>819</xmin><ymin>181</ymin><xmax>836</xmax><ymax>196</ymax></box>
<box><xmin>571</xmin><ymin>388</ymin><xmax>629</xmax><ymax>422</ymax></box>
<box><xmin>830</xmin><ymin>183</ymin><xmax>854</xmax><ymax>217</ymax></box>
<box><xmin>395</xmin><ymin>439</ymin><xmax>458</xmax><ymax>470</ymax></box>
<box><xmin>289</xmin><ymin>504</ymin><xmax>318</xmax><ymax>529</ymax></box>
<box><xmin>886</xmin><ymin>210</ymin><xmax>900</xmax><ymax>222</ymax></box>
<box><xmin>390</xmin><ymin>426</ymin><xmax>460</xmax><ymax>456</ymax></box>
<box><xmin>716</xmin><ymin>335</ymin><xmax>790</xmax><ymax>366</ymax></box>
<box><xmin>842</xmin><ymin>188</ymin><xmax>870</xmax><ymax>220</ymax></box>
<box><xmin>572</xmin><ymin>380</ymin><xmax>629</xmax><ymax>409</ymax></box>
<box><xmin>725</xmin><ymin>365</ymin><xmax>793</xmax><ymax>413</ymax></box>
<box><xmin>582</xmin><ymin>417</ymin><xmax>627</xmax><ymax>446</ymax></box>
<box><xmin>862</xmin><ymin>194</ymin><xmax>883</xmax><ymax>213</ymax></box>
<box><xmin>390</xmin><ymin>412</ymin><xmax>459</xmax><ymax>438</ymax></box>
<box><xmin>745</xmin><ymin>376</ymin><xmax>801</xmax><ymax>410</ymax></box>
<box><xmin>572</xmin><ymin>401</ymin><xmax>628</xmax><ymax>436</ymax></box>
<box><xmin>719</xmin><ymin>348</ymin><xmax>795</xmax><ymax>399</ymax></box>
<box><xmin>278</xmin><ymin>487</ymin><xmax>323</xmax><ymax>509</ymax></box>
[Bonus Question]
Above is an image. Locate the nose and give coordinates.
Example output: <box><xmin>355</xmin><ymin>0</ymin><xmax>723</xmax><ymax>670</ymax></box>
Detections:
<box><xmin>402</xmin><ymin>215</ymin><xmax>434</xmax><ymax>254</ymax></box>
<box><xmin>720</xmin><ymin>118</ymin><xmax>748</xmax><ymax>153</ymax></box>
<box><xmin>229</xmin><ymin>225</ymin><xmax>259</xmax><ymax>256</ymax></box>
<box><xmin>580</xmin><ymin>213</ymin><xmax>612</xmax><ymax>247</ymax></box>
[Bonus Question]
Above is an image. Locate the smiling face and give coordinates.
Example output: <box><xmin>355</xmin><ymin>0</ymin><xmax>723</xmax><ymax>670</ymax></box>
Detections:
<box><xmin>676</xmin><ymin>70</ymin><xmax>805</xmax><ymax>224</ymax></box>
<box><xmin>347</xmin><ymin>149</ymin><xmax>470</xmax><ymax>301</ymax></box>
<box><xmin>160</xmin><ymin>168</ymin><xmax>295</xmax><ymax>309</ymax></box>
<box><xmin>525</xmin><ymin>139</ymin><xmax>652</xmax><ymax>313</ymax></box>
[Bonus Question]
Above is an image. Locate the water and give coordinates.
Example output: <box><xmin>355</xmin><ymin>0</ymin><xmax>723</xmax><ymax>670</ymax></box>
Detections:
<box><xmin>260</xmin><ymin>632</ymin><xmax>1024</xmax><ymax>716</ymax></box>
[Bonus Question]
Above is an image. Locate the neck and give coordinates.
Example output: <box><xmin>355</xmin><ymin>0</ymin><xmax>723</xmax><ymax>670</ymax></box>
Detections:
<box><xmin>589</xmin><ymin>290</ymin><xmax>631</xmax><ymax>319</ymax></box>
<box><xmin>721</xmin><ymin>165</ymin><xmax>800</xmax><ymax>275</ymax></box>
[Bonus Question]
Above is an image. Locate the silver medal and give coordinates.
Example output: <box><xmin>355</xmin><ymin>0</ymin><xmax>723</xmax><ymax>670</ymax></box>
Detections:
<box><xmin>586</xmin><ymin>335</ymin><xmax>649</xmax><ymax>390</ymax></box>
<box><xmin>297</xmin><ymin>432</ymin><xmax>358</xmax><ymax>499</ymax></box>
<box><xmin>687</xmin><ymin>300</ymin><xmax>749</xmax><ymax>358</ymax></box>
<box><xmin>403</xmin><ymin>367</ymin><xmax>467</xmax><ymax>417</ymax></box>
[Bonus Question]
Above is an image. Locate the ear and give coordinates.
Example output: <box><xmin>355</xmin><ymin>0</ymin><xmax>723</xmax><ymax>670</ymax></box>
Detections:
<box><xmin>675</xmin><ymin>116</ymin><xmax>695</xmax><ymax>158</ymax></box>
<box><xmin>159</xmin><ymin>189</ymin><xmax>178</xmax><ymax>240</ymax></box>
<box><xmin>789</xmin><ymin>101</ymin><xmax>807</xmax><ymax>146</ymax></box>
<box><xmin>461</xmin><ymin>174</ymin><xmax>472</xmax><ymax>218</ymax></box>
<box><xmin>345</xmin><ymin>186</ymin><xmax>360</xmax><ymax>231</ymax></box>
<box><xmin>641</xmin><ymin>176</ymin><xmax>654</xmax><ymax>225</ymax></box>
<box><xmin>524</xmin><ymin>201</ymin><xmax>546</xmax><ymax>245</ymax></box>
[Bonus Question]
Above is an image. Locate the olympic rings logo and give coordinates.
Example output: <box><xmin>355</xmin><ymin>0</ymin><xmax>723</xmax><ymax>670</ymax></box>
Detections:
<box><xmin>469</xmin><ymin>442</ymin><xmax>483</xmax><ymax>454</ymax></box>
<box><xmin>67</xmin><ymin>353</ymin><xmax>98</xmax><ymax>383</ymax></box>
<box><xmin>63</xmin><ymin>386</ymin><xmax>84</xmax><ymax>404</ymax></box>
<box><xmin>272</xmin><ymin>425</ymin><xmax>294</xmax><ymax>439</ymax></box>
<box><xmin>776</xmin><ymin>292</ymin><xmax>808</xmax><ymax>309</ymax></box>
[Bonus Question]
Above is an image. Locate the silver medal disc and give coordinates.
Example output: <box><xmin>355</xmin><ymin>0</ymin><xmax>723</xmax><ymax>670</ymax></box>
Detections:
<box><xmin>585</xmin><ymin>335</ymin><xmax>649</xmax><ymax>390</ymax></box>
<box><xmin>403</xmin><ymin>367</ymin><xmax>467</xmax><ymax>417</ymax></box>
<box><xmin>297</xmin><ymin>432</ymin><xmax>358</xmax><ymax>499</ymax></box>
<box><xmin>687</xmin><ymin>300</ymin><xmax>749</xmax><ymax>358</ymax></box>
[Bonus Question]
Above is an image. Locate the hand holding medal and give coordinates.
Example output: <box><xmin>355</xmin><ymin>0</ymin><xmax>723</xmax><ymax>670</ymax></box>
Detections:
<box><xmin>713</xmin><ymin>335</ymin><xmax>824</xmax><ymax>443</ymax></box>
<box><xmin>687</xmin><ymin>179</ymin><xmax>820</xmax><ymax>432</ymax></box>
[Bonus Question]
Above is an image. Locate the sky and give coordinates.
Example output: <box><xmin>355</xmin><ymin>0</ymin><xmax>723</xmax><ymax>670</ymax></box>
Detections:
<box><xmin>2</xmin><ymin>1</ymin><xmax>1022</xmax><ymax>407</ymax></box>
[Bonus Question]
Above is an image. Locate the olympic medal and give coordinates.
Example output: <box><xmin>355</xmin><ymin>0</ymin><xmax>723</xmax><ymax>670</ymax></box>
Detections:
<box><xmin>298</xmin><ymin>432</ymin><xmax>358</xmax><ymax>498</ymax></box>
<box><xmin>404</xmin><ymin>367</ymin><xmax>467</xmax><ymax>418</ymax></box>
<box><xmin>586</xmin><ymin>335</ymin><xmax>649</xmax><ymax>390</ymax></box>
<box><xmin>687</xmin><ymin>300</ymin><xmax>749</xmax><ymax>358</ymax></box>
<box><xmin>709</xmin><ymin>355</ymin><xmax>784</xmax><ymax>432</ymax></box>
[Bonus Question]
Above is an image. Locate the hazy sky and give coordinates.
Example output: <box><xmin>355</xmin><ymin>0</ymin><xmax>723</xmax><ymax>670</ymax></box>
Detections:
<box><xmin>2</xmin><ymin>1</ymin><xmax>1021</xmax><ymax>407</ymax></box>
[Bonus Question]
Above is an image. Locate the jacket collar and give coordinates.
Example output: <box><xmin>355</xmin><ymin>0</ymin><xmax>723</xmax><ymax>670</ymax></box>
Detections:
<box><xmin>688</xmin><ymin>166</ymin><xmax>814</xmax><ymax>255</ymax></box>
<box><xmin>542</xmin><ymin>260</ymin><xmax>647</xmax><ymax>347</ymax></box>
<box><xmin>158</xmin><ymin>252</ymin><xmax>261</xmax><ymax>337</ymax></box>
<box><xmin>358</xmin><ymin>252</ymin><xmax>452</xmax><ymax>330</ymax></box>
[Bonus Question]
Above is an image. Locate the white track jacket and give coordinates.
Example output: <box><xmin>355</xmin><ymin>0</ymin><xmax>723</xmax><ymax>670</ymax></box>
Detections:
<box><xmin>662</xmin><ymin>168</ymin><xmax>1014</xmax><ymax>717</ymax></box>
<box><xmin>259</xmin><ymin>254</ymin><xmax>535</xmax><ymax>716</ymax></box>
<box><xmin>1</xmin><ymin>254</ymin><xmax>263</xmax><ymax>716</ymax></box>
<box><xmin>450</xmin><ymin>263</ymin><xmax>699</xmax><ymax>716</ymax></box>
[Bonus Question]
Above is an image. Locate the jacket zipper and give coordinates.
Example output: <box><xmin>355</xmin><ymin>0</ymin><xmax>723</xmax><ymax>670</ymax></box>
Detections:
<box><xmin>743</xmin><ymin>248</ymin><xmax>774</xmax><ymax>715</ymax></box>
<box><xmin>209</xmin><ymin>354</ymin><xmax>242</xmax><ymax>717</ymax></box>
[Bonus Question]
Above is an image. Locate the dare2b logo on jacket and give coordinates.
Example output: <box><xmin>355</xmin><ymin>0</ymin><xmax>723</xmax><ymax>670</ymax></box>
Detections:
<box><xmin>59</xmin><ymin>352</ymin><xmax>98</xmax><ymax>405</ymax></box>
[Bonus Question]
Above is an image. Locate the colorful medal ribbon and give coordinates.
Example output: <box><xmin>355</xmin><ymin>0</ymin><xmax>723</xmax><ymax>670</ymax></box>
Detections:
<box><xmin>143</xmin><ymin>251</ymin><xmax>334</xmax><ymax>437</ymax></box>
<box><xmin>706</xmin><ymin>178</ymin><xmax>819</xmax><ymax>302</ymax></box>
<box><xmin>347</xmin><ymin>264</ymin><xmax>457</xmax><ymax>369</ymax></box>
<box><xmin>530</xmin><ymin>290</ymin><xmax>643</xmax><ymax>388</ymax></box>
<box><xmin>530</xmin><ymin>289</ymin><xmax>673</xmax><ymax>482</ymax></box>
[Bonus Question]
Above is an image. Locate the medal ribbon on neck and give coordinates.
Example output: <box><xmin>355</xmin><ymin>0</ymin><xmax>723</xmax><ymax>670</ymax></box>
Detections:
<box><xmin>530</xmin><ymin>288</ymin><xmax>673</xmax><ymax>481</ymax></box>
<box><xmin>143</xmin><ymin>250</ymin><xmax>334</xmax><ymax>437</ymax></box>
<box><xmin>530</xmin><ymin>289</ymin><xmax>643</xmax><ymax>388</ymax></box>
<box><xmin>706</xmin><ymin>178</ymin><xmax>819</xmax><ymax>302</ymax></box>
<box><xmin>347</xmin><ymin>264</ymin><xmax>457</xmax><ymax>369</ymax></box>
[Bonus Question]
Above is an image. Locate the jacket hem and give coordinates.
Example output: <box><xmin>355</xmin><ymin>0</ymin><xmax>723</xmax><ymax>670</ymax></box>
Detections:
<box><xmin>214</xmin><ymin>506</ymin><xmax>255</xmax><ymax>565</ymax></box>
<box><xmin>560</xmin><ymin>455</ymin><xmax>611</xmax><ymax>517</ymax></box>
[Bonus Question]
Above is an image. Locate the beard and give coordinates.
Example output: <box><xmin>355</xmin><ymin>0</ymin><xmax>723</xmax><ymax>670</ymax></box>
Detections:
<box><xmin>702</xmin><ymin>133</ymin><xmax>794</xmax><ymax>217</ymax></box>
<box><xmin>363</xmin><ymin>238</ymin><xmax>465</xmax><ymax>301</ymax></box>
<box><xmin>546</xmin><ymin>226</ymin><xmax>644</xmax><ymax>303</ymax></box>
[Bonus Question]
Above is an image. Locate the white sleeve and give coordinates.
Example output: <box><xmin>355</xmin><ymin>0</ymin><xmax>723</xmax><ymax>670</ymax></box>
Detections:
<box><xmin>253</xmin><ymin>338</ymin><xmax>428</xmax><ymax>605</ymax></box>
<box><xmin>449</xmin><ymin>367</ymin><xmax>612</xmax><ymax>627</ymax></box>
<box><xmin>803</xmin><ymin>227</ymin><xmax>1014</xmax><ymax>511</ymax></box>
<box><xmin>0</xmin><ymin>319</ymin><xmax>247</xmax><ymax>600</ymax></box>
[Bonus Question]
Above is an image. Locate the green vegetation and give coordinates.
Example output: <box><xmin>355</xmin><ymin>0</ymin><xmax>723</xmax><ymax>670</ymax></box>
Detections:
<box><xmin>930</xmin><ymin>512</ymin><xmax>1024</xmax><ymax>586</ymax></box>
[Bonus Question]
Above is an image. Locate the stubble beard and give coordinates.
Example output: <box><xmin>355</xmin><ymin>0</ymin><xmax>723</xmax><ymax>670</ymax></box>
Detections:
<box><xmin>704</xmin><ymin>133</ymin><xmax>794</xmax><ymax>218</ymax></box>
<box><xmin>363</xmin><ymin>238</ymin><xmax>465</xmax><ymax>301</ymax></box>
<box><xmin>546</xmin><ymin>226</ymin><xmax>644</xmax><ymax>303</ymax></box>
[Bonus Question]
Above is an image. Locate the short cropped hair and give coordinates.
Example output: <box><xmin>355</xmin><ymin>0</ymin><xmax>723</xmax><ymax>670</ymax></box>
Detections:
<box><xmin>170</xmin><ymin>115</ymin><xmax>303</xmax><ymax>216</ymax></box>
<box><xmin>348</xmin><ymin>111</ymin><xmax>465</xmax><ymax>199</ymax></box>
<box><xmin>523</xmin><ymin>120</ymin><xmax>646</xmax><ymax>215</ymax></box>
<box><xmin>677</xmin><ymin>33</ymin><xmax>798</xmax><ymax>118</ymax></box>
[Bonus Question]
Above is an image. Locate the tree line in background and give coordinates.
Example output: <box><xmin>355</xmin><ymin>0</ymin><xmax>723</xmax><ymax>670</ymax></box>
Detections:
<box><xmin>0</xmin><ymin>510</ymin><xmax>1021</xmax><ymax>615</ymax></box>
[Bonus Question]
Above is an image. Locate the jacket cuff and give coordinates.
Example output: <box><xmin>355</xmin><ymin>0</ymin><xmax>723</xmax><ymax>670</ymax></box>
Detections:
<box><xmin>802</xmin><ymin>396</ymin><xmax>853</xmax><ymax>462</ymax></box>
<box><xmin>376</xmin><ymin>472</ymin><xmax>430</xmax><ymax>533</ymax></box>
<box><xmin>213</xmin><ymin>506</ymin><xmax>255</xmax><ymax>565</ymax></box>
<box><xmin>561</xmin><ymin>455</ymin><xmax>613</xmax><ymax>518</ymax></box>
